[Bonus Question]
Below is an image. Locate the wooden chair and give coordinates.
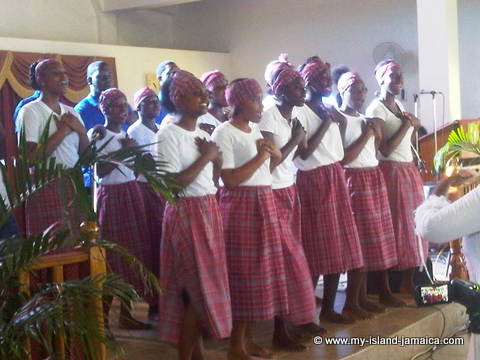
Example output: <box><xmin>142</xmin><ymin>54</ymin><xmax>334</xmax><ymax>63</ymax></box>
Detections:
<box><xmin>19</xmin><ymin>246</ymin><xmax>107</xmax><ymax>360</ymax></box>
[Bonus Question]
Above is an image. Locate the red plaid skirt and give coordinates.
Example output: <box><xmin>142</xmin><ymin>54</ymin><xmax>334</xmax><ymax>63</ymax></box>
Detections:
<box><xmin>97</xmin><ymin>181</ymin><xmax>154</xmax><ymax>304</ymax></box>
<box><xmin>137</xmin><ymin>182</ymin><xmax>165</xmax><ymax>272</ymax></box>
<box><xmin>296</xmin><ymin>163</ymin><xmax>364</xmax><ymax>276</ymax></box>
<box><xmin>158</xmin><ymin>195</ymin><xmax>231</xmax><ymax>344</ymax></box>
<box><xmin>379</xmin><ymin>161</ymin><xmax>428</xmax><ymax>270</ymax></box>
<box><xmin>219</xmin><ymin>186</ymin><xmax>289</xmax><ymax>321</ymax></box>
<box><xmin>272</xmin><ymin>185</ymin><xmax>316</xmax><ymax>325</ymax></box>
<box><xmin>344</xmin><ymin>167</ymin><xmax>398</xmax><ymax>271</ymax></box>
<box><xmin>25</xmin><ymin>178</ymin><xmax>85</xmax><ymax>281</ymax></box>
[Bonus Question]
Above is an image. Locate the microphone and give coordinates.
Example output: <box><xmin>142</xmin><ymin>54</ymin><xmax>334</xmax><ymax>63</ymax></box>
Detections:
<box><xmin>420</xmin><ymin>90</ymin><xmax>443</xmax><ymax>95</ymax></box>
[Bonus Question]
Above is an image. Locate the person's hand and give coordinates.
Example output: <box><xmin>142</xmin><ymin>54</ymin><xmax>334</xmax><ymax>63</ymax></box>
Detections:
<box><xmin>195</xmin><ymin>137</ymin><xmax>220</xmax><ymax>161</ymax></box>
<box><xmin>447</xmin><ymin>170</ymin><xmax>476</xmax><ymax>187</ymax></box>
<box><xmin>362</xmin><ymin>119</ymin><xmax>375</xmax><ymax>137</ymax></box>
<box><xmin>53</xmin><ymin>114</ymin><xmax>73</xmax><ymax>135</ymax></box>
<box><xmin>119</xmin><ymin>135</ymin><xmax>138</xmax><ymax>148</ymax></box>
<box><xmin>263</xmin><ymin>138</ymin><xmax>282</xmax><ymax>160</ymax></box>
<box><xmin>61</xmin><ymin>113</ymin><xmax>86</xmax><ymax>134</ymax></box>
<box><xmin>403</xmin><ymin>112</ymin><xmax>421</xmax><ymax>129</ymax></box>
<box><xmin>367</xmin><ymin>117</ymin><xmax>383</xmax><ymax>138</ymax></box>
<box><xmin>91</xmin><ymin>125</ymin><xmax>107</xmax><ymax>140</ymax></box>
<box><xmin>256</xmin><ymin>139</ymin><xmax>273</xmax><ymax>160</ymax></box>
<box><xmin>291</xmin><ymin>118</ymin><xmax>306</xmax><ymax>143</ymax></box>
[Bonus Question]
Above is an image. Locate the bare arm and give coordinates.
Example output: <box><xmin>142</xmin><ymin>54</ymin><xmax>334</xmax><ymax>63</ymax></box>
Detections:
<box><xmin>262</xmin><ymin>127</ymin><xmax>304</xmax><ymax>171</ymax></box>
<box><xmin>297</xmin><ymin>118</ymin><xmax>332</xmax><ymax>160</ymax></box>
<box><xmin>221</xmin><ymin>139</ymin><xmax>271</xmax><ymax>188</ymax></box>
<box><xmin>174</xmin><ymin>138</ymin><xmax>219</xmax><ymax>188</ymax></box>
<box><xmin>341</xmin><ymin>124</ymin><xmax>375</xmax><ymax>166</ymax></box>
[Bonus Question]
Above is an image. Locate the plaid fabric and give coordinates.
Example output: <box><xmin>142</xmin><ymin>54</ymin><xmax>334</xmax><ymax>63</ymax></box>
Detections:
<box><xmin>272</xmin><ymin>185</ymin><xmax>316</xmax><ymax>325</ymax></box>
<box><xmin>169</xmin><ymin>70</ymin><xmax>204</xmax><ymax>108</ymax></box>
<box><xmin>99</xmin><ymin>88</ymin><xmax>126</xmax><ymax>114</ymax></box>
<box><xmin>97</xmin><ymin>181</ymin><xmax>155</xmax><ymax>304</ymax></box>
<box><xmin>158</xmin><ymin>195</ymin><xmax>231</xmax><ymax>344</ymax></box>
<box><xmin>344</xmin><ymin>167</ymin><xmax>398</xmax><ymax>271</ymax></box>
<box><xmin>271</xmin><ymin>69</ymin><xmax>303</xmax><ymax>96</ymax></box>
<box><xmin>225</xmin><ymin>78</ymin><xmax>263</xmax><ymax>108</ymax></box>
<box><xmin>25</xmin><ymin>178</ymin><xmax>85</xmax><ymax>281</ymax></box>
<box><xmin>137</xmin><ymin>181</ymin><xmax>165</xmax><ymax>305</ymax></box>
<box><xmin>296</xmin><ymin>163</ymin><xmax>364</xmax><ymax>276</ymax></box>
<box><xmin>379</xmin><ymin>161</ymin><xmax>428</xmax><ymax>270</ymax></box>
<box><xmin>201</xmin><ymin>70</ymin><xmax>228</xmax><ymax>91</ymax></box>
<box><xmin>219</xmin><ymin>186</ymin><xmax>289</xmax><ymax>321</ymax></box>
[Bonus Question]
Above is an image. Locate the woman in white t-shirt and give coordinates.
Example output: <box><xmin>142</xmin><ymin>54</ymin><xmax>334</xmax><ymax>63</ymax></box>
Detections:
<box><xmin>128</xmin><ymin>87</ymin><xmax>165</xmax><ymax>318</ymax></box>
<box><xmin>366</xmin><ymin>60</ymin><xmax>427</xmax><ymax>294</ymax></box>
<box><xmin>212</xmin><ymin>78</ymin><xmax>288</xmax><ymax>359</ymax></box>
<box><xmin>17</xmin><ymin>59</ymin><xmax>89</xmax><ymax>238</ymax></box>
<box><xmin>154</xmin><ymin>70</ymin><xmax>231</xmax><ymax>360</ymax></box>
<box><xmin>258</xmin><ymin>67</ymin><xmax>321</xmax><ymax>350</ymax></box>
<box><xmin>89</xmin><ymin>88</ymin><xmax>152</xmax><ymax>330</ymax></box>
<box><xmin>197</xmin><ymin>70</ymin><xmax>229</xmax><ymax>135</ymax></box>
<box><xmin>295</xmin><ymin>57</ymin><xmax>365</xmax><ymax>322</ymax></box>
<box><xmin>339</xmin><ymin>72</ymin><xmax>404</xmax><ymax>313</ymax></box>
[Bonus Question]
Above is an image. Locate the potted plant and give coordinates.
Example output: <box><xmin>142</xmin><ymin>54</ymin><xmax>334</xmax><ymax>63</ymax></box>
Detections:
<box><xmin>0</xmin><ymin>121</ymin><xmax>178</xmax><ymax>359</ymax></box>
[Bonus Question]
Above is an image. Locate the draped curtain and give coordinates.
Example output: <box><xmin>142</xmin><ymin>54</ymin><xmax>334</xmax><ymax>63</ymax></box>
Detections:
<box><xmin>0</xmin><ymin>51</ymin><xmax>117</xmax><ymax>232</ymax></box>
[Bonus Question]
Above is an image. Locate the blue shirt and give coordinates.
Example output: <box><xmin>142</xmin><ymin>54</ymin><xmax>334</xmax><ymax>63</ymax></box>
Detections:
<box><xmin>13</xmin><ymin>90</ymin><xmax>41</xmax><ymax>132</ymax></box>
<box><xmin>74</xmin><ymin>94</ymin><xmax>105</xmax><ymax>131</ymax></box>
<box><xmin>155</xmin><ymin>92</ymin><xmax>169</xmax><ymax>124</ymax></box>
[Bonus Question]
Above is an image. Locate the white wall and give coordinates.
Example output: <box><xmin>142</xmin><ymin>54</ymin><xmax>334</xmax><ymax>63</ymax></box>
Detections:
<box><xmin>0</xmin><ymin>37</ymin><xmax>231</xmax><ymax>104</ymax></box>
<box><xmin>172</xmin><ymin>0</ymin><xmax>419</xmax><ymax>112</ymax></box>
<box><xmin>0</xmin><ymin>0</ymin><xmax>102</xmax><ymax>43</ymax></box>
<box><xmin>458</xmin><ymin>0</ymin><xmax>480</xmax><ymax>119</ymax></box>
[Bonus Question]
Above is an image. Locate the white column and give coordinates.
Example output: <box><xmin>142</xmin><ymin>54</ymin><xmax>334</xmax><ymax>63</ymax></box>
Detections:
<box><xmin>416</xmin><ymin>0</ymin><xmax>462</xmax><ymax>133</ymax></box>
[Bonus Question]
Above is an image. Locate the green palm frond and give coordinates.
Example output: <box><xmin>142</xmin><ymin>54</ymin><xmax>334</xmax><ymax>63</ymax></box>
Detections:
<box><xmin>433</xmin><ymin>122</ymin><xmax>480</xmax><ymax>173</ymax></box>
<box><xmin>0</xmin><ymin>119</ymin><xmax>178</xmax><ymax>359</ymax></box>
<box><xmin>1</xmin><ymin>274</ymin><xmax>136</xmax><ymax>360</ymax></box>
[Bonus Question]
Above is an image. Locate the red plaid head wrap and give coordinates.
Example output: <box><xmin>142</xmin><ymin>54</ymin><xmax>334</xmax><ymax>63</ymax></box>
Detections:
<box><xmin>200</xmin><ymin>70</ymin><xmax>228</xmax><ymax>92</ymax></box>
<box><xmin>271</xmin><ymin>68</ymin><xmax>303</xmax><ymax>96</ymax></box>
<box><xmin>337</xmin><ymin>72</ymin><xmax>360</xmax><ymax>95</ymax></box>
<box><xmin>99</xmin><ymin>88</ymin><xmax>126</xmax><ymax>114</ymax></box>
<box><xmin>226</xmin><ymin>78</ymin><xmax>263</xmax><ymax>108</ymax></box>
<box><xmin>169</xmin><ymin>70</ymin><xmax>204</xmax><ymax>108</ymax></box>
<box><xmin>133</xmin><ymin>87</ymin><xmax>157</xmax><ymax>109</ymax></box>
<box><xmin>375</xmin><ymin>61</ymin><xmax>400</xmax><ymax>85</ymax></box>
<box><xmin>300</xmin><ymin>58</ymin><xmax>331</xmax><ymax>88</ymax></box>
<box><xmin>264</xmin><ymin>53</ymin><xmax>295</xmax><ymax>87</ymax></box>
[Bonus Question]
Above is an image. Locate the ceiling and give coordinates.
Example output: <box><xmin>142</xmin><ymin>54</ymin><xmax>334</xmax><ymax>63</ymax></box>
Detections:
<box><xmin>101</xmin><ymin>0</ymin><xmax>202</xmax><ymax>12</ymax></box>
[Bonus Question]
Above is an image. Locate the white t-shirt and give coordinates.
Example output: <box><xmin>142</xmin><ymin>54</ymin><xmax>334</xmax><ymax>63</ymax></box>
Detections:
<box><xmin>17</xmin><ymin>99</ymin><xmax>84</xmax><ymax>169</ymax></box>
<box><xmin>262</xmin><ymin>95</ymin><xmax>276</xmax><ymax>111</ymax></box>
<box><xmin>159</xmin><ymin>113</ymin><xmax>175</xmax><ymax>130</ymax></box>
<box><xmin>258</xmin><ymin>105</ymin><xmax>297</xmax><ymax>189</ymax></box>
<box><xmin>365</xmin><ymin>98</ymin><xmax>413</xmax><ymax>162</ymax></box>
<box><xmin>127</xmin><ymin>120</ymin><xmax>158</xmax><ymax>183</ymax></box>
<box><xmin>212</xmin><ymin>122</ymin><xmax>271</xmax><ymax>187</ymax></box>
<box><xmin>342</xmin><ymin>113</ymin><xmax>379</xmax><ymax>168</ymax></box>
<box><xmin>198</xmin><ymin>112</ymin><xmax>222</xmax><ymax>128</ymax></box>
<box><xmin>88</xmin><ymin>128</ymin><xmax>136</xmax><ymax>185</ymax></box>
<box><xmin>293</xmin><ymin>105</ymin><xmax>344</xmax><ymax>171</ymax></box>
<box><xmin>155</xmin><ymin>123</ymin><xmax>217</xmax><ymax>197</ymax></box>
